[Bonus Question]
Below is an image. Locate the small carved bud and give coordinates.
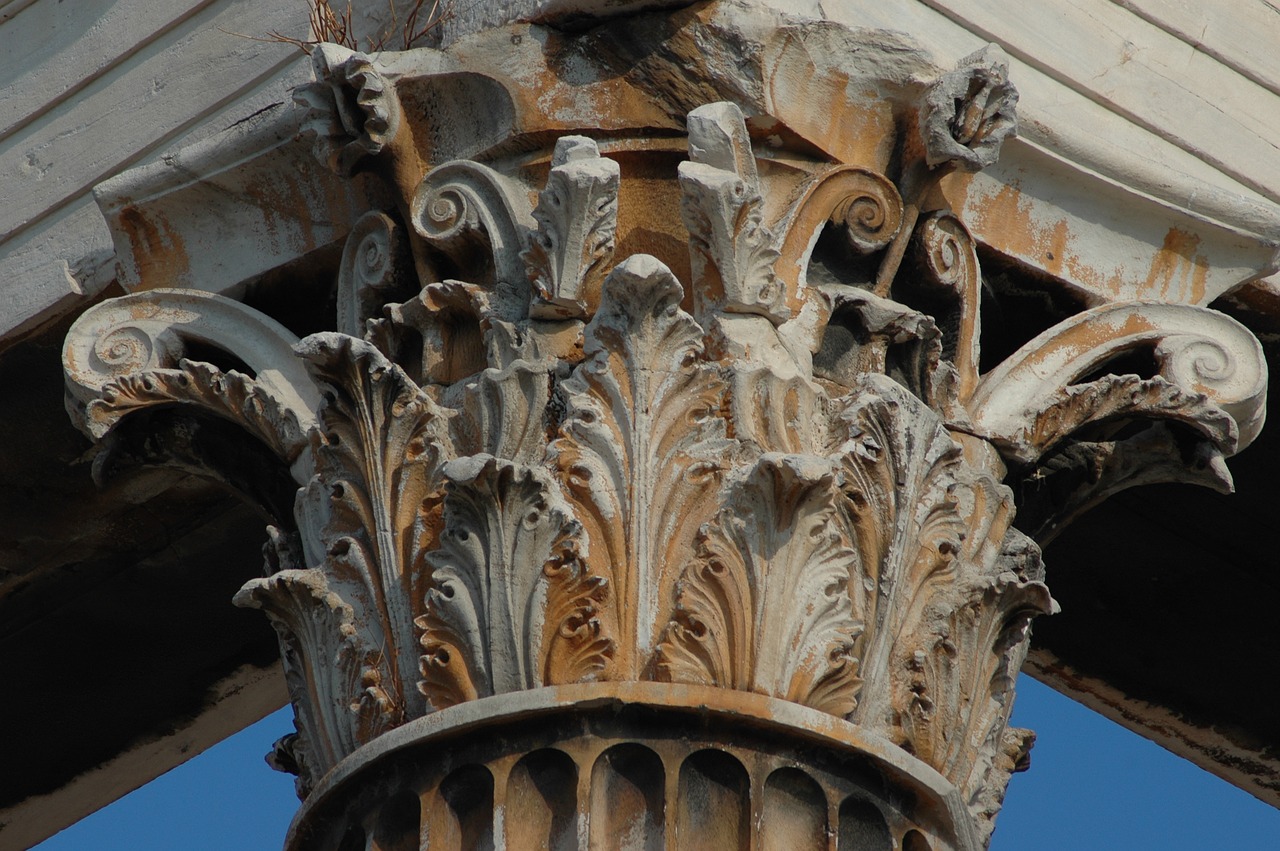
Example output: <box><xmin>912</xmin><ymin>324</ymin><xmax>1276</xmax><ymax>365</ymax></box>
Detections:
<box><xmin>524</xmin><ymin>135</ymin><xmax>620</xmax><ymax>320</ymax></box>
<box><xmin>920</xmin><ymin>45</ymin><xmax>1018</xmax><ymax>170</ymax></box>
<box><xmin>295</xmin><ymin>44</ymin><xmax>402</xmax><ymax>175</ymax></box>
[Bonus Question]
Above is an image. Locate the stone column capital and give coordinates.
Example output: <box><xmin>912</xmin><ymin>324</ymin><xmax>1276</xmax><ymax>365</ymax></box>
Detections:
<box><xmin>63</xmin><ymin>5</ymin><xmax>1269</xmax><ymax>847</ymax></box>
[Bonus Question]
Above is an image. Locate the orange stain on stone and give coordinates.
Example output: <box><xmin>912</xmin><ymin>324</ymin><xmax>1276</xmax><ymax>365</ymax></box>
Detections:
<box><xmin>117</xmin><ymin>206</ymin><xmax>190</xmax><ymax>290</ymax></box>
<box><xmin>1144</xmin><ymin>227</ymin><xmax>1209</xmax><ymax>304</ymax></box>
<box><xmin>1045</xmin><ymin>218</ymin><xmax>1069</xmax><ymax>278</ymax></box>
<box><xmin>949</xmin><ymin>178</ymin><xmax>1144</xmax><ymax>298</ymax></box>
<box><xmin>964</xmin><ymin>182</ymin><xmax>1084</xmax><ymax>283</ymax></box>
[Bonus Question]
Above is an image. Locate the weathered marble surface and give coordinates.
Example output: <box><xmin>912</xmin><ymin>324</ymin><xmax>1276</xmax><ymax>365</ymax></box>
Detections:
<box><xmin>60</xmin><ymin>6</ymin><xmax>1269</xmax><ymax>846</ymax></box>
<box><xmin>3</xmin><ymin>1</ymin><xmax>1279</xmax><ymax>848</ymax></box>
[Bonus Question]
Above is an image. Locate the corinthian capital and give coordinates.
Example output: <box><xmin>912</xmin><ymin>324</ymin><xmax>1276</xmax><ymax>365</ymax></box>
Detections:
<box><xmin>60</xmin><ymin>5</ymin><xmax>1271</xmax><ymax>849</ymax></box>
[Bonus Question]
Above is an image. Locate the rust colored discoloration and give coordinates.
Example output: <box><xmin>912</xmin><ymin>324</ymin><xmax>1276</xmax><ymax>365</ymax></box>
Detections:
<box><xmin>1144</xmin><ymin>227</ymin><xmax>1209</xmax><ymax>305</ymax></box>
<box><xmin>966</xmin><ymin>182</ymin><xmax>1073</xmax><ymax>277</ymax></box>
<box><xmin>1044</xmin><ymin>218</ymin><xmax>1070</xmax><ymax>278</ymax></box>
<box><xmin>1056</xmin><ymin>310</ymin><xmax>1155</xmax><ymax>357</ymax></box>
<box><xmin>610</xmin><ymin>149</ymin><xmax>692</xmax><ymax>307</ymax></box>
<box><xmin>116</xmin><ymin>206</ymin><xmax>190</xmax><ymax>290</ymax></box>
<box><xmin>773</xmin><ymin>165</ymin><xmax>903</xmax><ymax>316</ymax></box>
<box><xmin>762</xmin><ymin>26</ymin><xmax>903</xmax><ymax>171</ymax></box>
<box><xmin>936</xmin><ymin>164</ymin><xmax>975</xmax><ymax>206</ymax></box>
<box><xmin>953</xmin><ymin>177</ymin><xmax>1121</xmax><ymax>298</ymax></box>
<box><xmin>957</xmin><ymin>180</ymin><xmax>1216</xmax><ymax>305</ymax></box>
<box><xmin>242</xmin><ymin>172</ymin><xmax>322</xmax><ymax>259</ymax></box>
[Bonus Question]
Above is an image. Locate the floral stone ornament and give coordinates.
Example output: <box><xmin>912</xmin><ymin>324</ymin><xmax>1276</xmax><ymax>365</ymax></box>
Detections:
<box><xmin>63</xmin><ymin>7</ymin><xmax>1266</xmax><ymax>850</ymax></box>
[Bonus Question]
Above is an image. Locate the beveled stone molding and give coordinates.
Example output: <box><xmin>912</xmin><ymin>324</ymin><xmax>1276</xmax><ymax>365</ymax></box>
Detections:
<box><xmin>286</xmin><ymin>683</ymin><xmax>984</xmax><ymax>851</ymax></box>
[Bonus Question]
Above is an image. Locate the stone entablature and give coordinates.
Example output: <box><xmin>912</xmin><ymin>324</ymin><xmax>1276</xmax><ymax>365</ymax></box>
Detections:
<box><xmin>57</xmin><ymin>2</ymin><xmax>1271</xmax><ymax>848</ymax></box>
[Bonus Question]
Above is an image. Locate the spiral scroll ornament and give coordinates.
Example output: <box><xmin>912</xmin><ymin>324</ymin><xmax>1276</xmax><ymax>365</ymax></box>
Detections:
<box><xmin>917</xmin><ymin>214</ymin><xmax>978</xmax><ymax>292</ymax></box>
<box><xmin>63</xmin><ymin>289</ymin><xmax>323</xmax><ymax>446</ymax></box>
<box><xmin>410</xmin><ymin>160</ymin><xmax>534</xmax><ymax>248</ymax></box>
<box><xmin>968</xmin><ymin>301</ymin><xmax>1269</xmax><ymax>458</ymax></box>
<box><xmin>409</xmin><ymin>160</ymin><xmax>535</xmax><ymax>321</ymax></box>
<box><xmin>90</xmin><ymin>325</ymin><xmax>164</xmax><ymax>377</ymax></box>
<box><xmin>773</xmin><ymin>166</ymin><xmax>904</xmax><ymax>303</ymax></box>
<box><xmin>355</xmin><ymin>229</ymin><xmax>391</xmax><ymax>283</ymax></box>
<box><xmin>1157</xmin><ymin>333</ymin><xmax>1267</xmax><ymax>446</ymax></box>
<box><xmin>831</xmin><ymin>174</ymin><xmax>905</xmax><ymax>255</ymax></box>
<box><xmin>414</xmin><ymin>179</ymin><xmax>480</xmax><ymax>244</ymax></box>
<box><xmin>337</xmin><ymin>211</ymin><xmax>410</xmax><ymax>338</ymax></box>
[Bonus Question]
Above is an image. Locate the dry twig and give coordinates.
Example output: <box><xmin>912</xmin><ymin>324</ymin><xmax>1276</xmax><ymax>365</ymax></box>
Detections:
<box><xmin>228</xmin><ymin>0</ymin><xmax>450</xmax><ymax>55</ymax></box>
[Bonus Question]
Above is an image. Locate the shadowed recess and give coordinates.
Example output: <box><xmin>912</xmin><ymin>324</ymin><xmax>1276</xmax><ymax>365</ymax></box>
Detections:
<box><xmin>589</xmin><ymin>744</ymin><xmax>664</xmax><ymax>851</ymax></box>
<box><xmin>761</xmin><ymin>767</ymin><xmax>827</xmax><ymax>851</ymax></box>
<box><xmin>677</xmin><ymin>748</ymin><xmax>750</xmax><ymax>850</ymax></box>
<box><xmin>507</xmin><ymin>748</ymin><xmax>579</xmax><ymax>851</ymax></box>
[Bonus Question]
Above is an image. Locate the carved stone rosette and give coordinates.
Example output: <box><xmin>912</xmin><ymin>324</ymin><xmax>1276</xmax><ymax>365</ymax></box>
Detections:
<box><xmin>63</xmin><ymin>6</ymin><xmax>1267</xmax><ymax>850</ymax></box>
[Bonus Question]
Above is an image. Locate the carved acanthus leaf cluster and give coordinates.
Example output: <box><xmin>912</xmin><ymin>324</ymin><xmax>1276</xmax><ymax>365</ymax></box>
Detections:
<box><xmin>552</xmin><ymin>255</ymin><xmax>731</xmax><ymax>675</ymax></box>
<box><xmin>87</xmin><ymin>359</ymin><xmax>308</xmax><ymax>464</ymax></box>
<box><xmin>455</xmin><ymin>359</ymin><xmax>554</xmax><ymax>466</ymax></box>
<box><xmin>657</xmin><ymin>454</ymin><xmax>863</xmax><ymax>716</ymax></box>
<box><xmin>417</xmin><ymin>455</ymin><xmax>610</xmax><ymax>708</ymax></box>
<box><xmin>832</xmin><ymin>377</ymin><xmax>1054</xmax><ymax>844</ymax></box>
<box><xmin>680</xmin><ymin>102</ymin><xmax>786</xmax><ymax>323</ymax></box>
<box><xmin>234</xmin><ymin>567</ymin><xmax>367</xmax><ymax>791</ymax></box>
<box><xmin>294</xmin><ymin>333</ymin><xmax>452</xmax><ymax>729</ymax></box>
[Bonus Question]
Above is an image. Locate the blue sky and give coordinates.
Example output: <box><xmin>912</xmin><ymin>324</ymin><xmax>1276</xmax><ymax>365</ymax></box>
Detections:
<box><xmin>33</xmin><ymin>674</ymin><xmax>1280</xmax><ymax>849</ymax></box>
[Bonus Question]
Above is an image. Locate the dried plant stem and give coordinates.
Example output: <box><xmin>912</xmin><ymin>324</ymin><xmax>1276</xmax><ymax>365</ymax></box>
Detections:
<box><xmin>229</xmin><ymin>0</ymin><xmax>451</xmax><ymax>55</ymax></box>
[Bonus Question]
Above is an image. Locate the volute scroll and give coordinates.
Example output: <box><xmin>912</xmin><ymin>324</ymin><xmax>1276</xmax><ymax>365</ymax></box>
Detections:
<box><xmin>63</xmin><ymin>289</ymin><xmax>323</xmax><ymax>475</ymax></box>
<box><xmin>774</xmin><ymin>165</ymin><xmax>905</xmax><ymax>293</ymax></box>
<box><xmin>410</xmin><ymin>159</ymin><xmax>536</xmax><ymax>322</ymax></box>
<box><xmin>967</xmin><ymin>300</ymin><xmax>1268</xmax><ymax>464</ymax></box>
